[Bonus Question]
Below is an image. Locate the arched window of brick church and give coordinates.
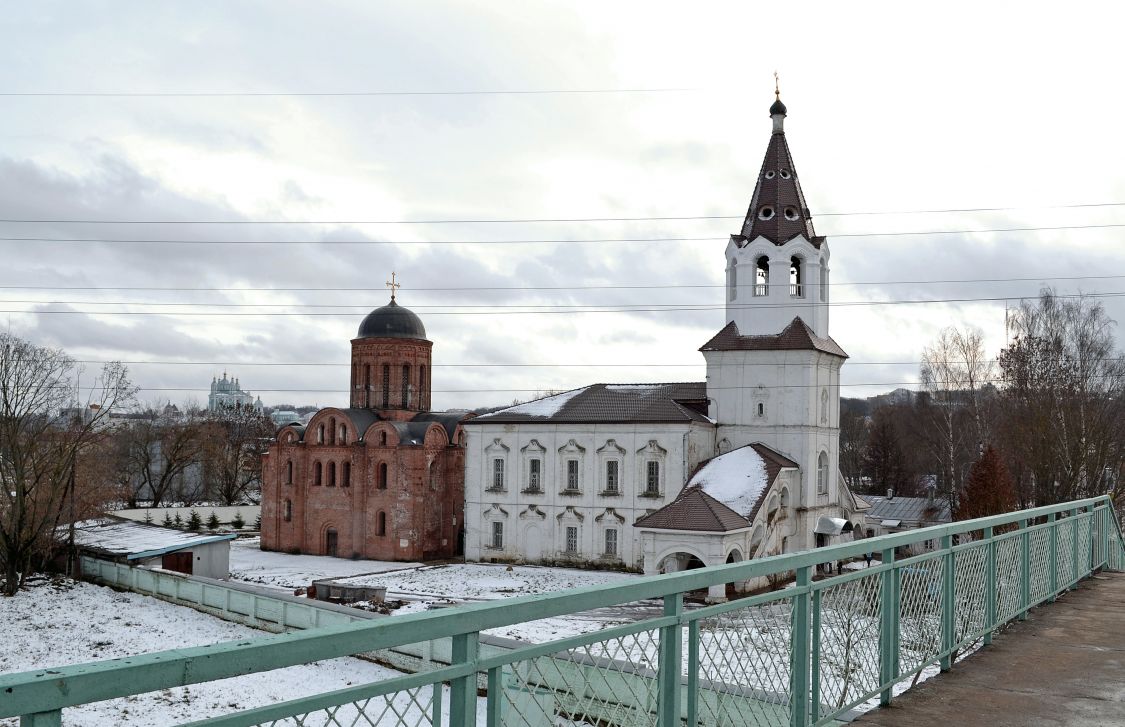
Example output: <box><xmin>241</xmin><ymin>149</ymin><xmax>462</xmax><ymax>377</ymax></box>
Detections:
<box><xmin>419</xmin><ymin>365</ymin><xmax>426</xmax><ymax>400</ymax></box>
<box><xmin>381</xmin><ymin>364</ymin><xmax>390</xmax><ymax>408</ymax></box>
<box><xmin>339</xmin><ymin>424</ymin><xmax>347</xmax><ymax>445</ymax></box>
<box><xmin>817</xmin><ymin>451</ymin><xmax>829</xmax><ymax>494</ymax></box>
<box><xmin>429</xmin><ymin>461</ymin><xmax>440</xmax><ymax>490</ymax></box>
<box><xmin>286</xmin><ymin>460</ymin><xmax>293</xmax><ymax>485</ymax></box>
<box><xmin>401</xmin><ymin>364</ymin><xmax>411</xmax><ymax>408</ymax></box>
<box><xmin>327</xmin><ymin>461</ymin><xmax>336</xmax><ymax>487</ymax></box>
<box><xmin>284</xmin><ymin>499</ymin><xmax>292</xmax><ymax>522</ymax></box>
<box><xmin>364</xmin><ymin>364</ymin><xmax>371</xmax><ymax>389</ymax></box>
<box><xmin>342</xmin><ymin>461</ymin><xmax>351</xmax><ymax>487</ymax></box>
<box><xmin>376</xmin><ymin>510</ymin><xmax>387</xmax><ymax>536</ymax></box>
<box><xmin>380</xmin><ymin>431</ymin><xmax>387</xmax><ymax>446</ymax></box>
<box><xmin>378</xmin><ymin>462</ymin><xmax>388</xmax><ymax>489</ymax></box>
<box><xmin>755</xmin><ymin>256</ymin><xmax>769</xmax><ymax>296</ymax></box>
<box><xmin>329</xmin><ymin>418</ymin><xmax>336</xmax><ymax>445</ymax></box>
<box><xmin>790</xmin><ymin>256</ymin><xmax>804</xmax><ymax>298</ymax></box>
<box><xmin>313</xmin><ymin>461</ymin><xmax>322</xmax><ymax>486</ymax></box>
<box><xmin>317</xmin><ymin>424</ymin><xmax>325</xmax><ymax>444</ymax></box>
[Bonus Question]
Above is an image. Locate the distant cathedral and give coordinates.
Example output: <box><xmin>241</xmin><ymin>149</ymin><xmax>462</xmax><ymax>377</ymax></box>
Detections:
<box><xmin>260</xmin><ymin>278</ymin><xmax>467</xmax><ymax>561</ymax></box>
<box><xmin>207</xmin><ymin>373</ymin><xmax>263</xmax><ymax>413</ymax></box>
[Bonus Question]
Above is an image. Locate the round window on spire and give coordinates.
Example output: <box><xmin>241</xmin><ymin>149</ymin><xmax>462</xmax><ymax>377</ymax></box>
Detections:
<box><xmin>764</xmin><ymin>170</ymin><xmax>776</xmax><ymax>180</ymax></box>
<box><xmin>779</xmin><ymin>170</ymin><xmax>792</xmax><ymax>179</ymax></box>
<box><xmin>783</xmin><ymin>207</ymin><xmax>799</xmax><ymax>221</ymax></box>
<box><xmin>758</xmin><ymin>206</ymin><xmax>775</xmax><ymax>221</ymax></box>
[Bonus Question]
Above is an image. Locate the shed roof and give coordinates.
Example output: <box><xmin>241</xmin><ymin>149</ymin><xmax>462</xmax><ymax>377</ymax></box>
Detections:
<box><xmin>71</xmin><ymin>519</ymin><xmax>236</xmax><ymax>560</ymax></box>
<box><xmin>865</xmin><ymin>495</ymin><xmax>952</xmax><ymax>525</ymax></box>
<box><xmin>467</xmin><ymin>382</ymin><xmax>711</xmax><ymax>425</ymax></box>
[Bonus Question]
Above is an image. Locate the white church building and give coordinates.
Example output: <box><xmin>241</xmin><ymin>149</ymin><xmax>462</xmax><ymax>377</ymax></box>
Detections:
<box><xmin>463</xmin><ymin>93</ymin><xmax>866</xmax><ymax>600</ymax></box>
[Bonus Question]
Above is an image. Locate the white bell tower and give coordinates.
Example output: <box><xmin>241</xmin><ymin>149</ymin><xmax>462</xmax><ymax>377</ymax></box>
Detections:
<box><xmin>704</xmin><ymin>91</ymin><xmax>848</xmax><ymax>529</ymax></box>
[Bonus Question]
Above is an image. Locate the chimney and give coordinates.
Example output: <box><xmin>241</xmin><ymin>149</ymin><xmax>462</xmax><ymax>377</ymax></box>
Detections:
<box><xmin>886</xmin><ymin>488</ymin><xmax>894</xmax><ymax>500</ymax></box>
<box><xmin>926</xmin><ymin>484</ymin><xmax>936</xmax><ymax>506</ymax></box>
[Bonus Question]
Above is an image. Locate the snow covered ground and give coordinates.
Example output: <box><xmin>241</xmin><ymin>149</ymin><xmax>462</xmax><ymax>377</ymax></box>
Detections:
<box><xmin>229</xmin><ymin>540</ymin><xmax>645</xmax><ymax>642</ymax></box>
<box><xmin>0</xmin><ymin>577</ymin><xmax>483</xmax><ymax>727</ymax></box>
<box><xmin>229</xmin><ymin>536</ymin><xmax>419</xmax><ymax>590</ymax></box>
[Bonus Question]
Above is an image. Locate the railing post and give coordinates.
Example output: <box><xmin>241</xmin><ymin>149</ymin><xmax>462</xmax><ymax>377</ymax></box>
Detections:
<box><xmin>450</xmin><ymin>632</ymin><xmax>480</xmax><ymax>727</ymax></box>
<box><xmin>984</xmin><ymin>526</ymin><xmax>996</xmax><ymax>646</ymax></box>
<box><xmin>19</xmin><ymin>711</ymin><xmax>61</xmax><ymax>727</ymax></box>
<box><xmin>658</xmin><ymin>593</ymin><xmax>683</xmax><ymax>727</ymax></box>
<box><xmin>686</xmin><ymin>620</ymin><xmax>699</xmax><ymax>727</ymax></box>
<box><xmin>810</xmin><ymin>589</ymin><xmax>822</xmax><ymax>725</ymax></box>
<box><xmin>940</xmin><ymin>535</ymin><xmax>955</xmax><ymax>671</ymax></box>
<box><xmin>1048</xmin><ymin>512</ymin><xmax>1058</xmax><ymax>602</ymax></box>
<box><xmin>878</xmin><ymin>548</ymin><xmax>899</xmax><ymax>706</ymax></box>
<box><xmin>486</xmin><ymin>667</ymin><xmax>502</xmax><ymax>727</ymax></box>
<box><xmin>1071</xmin><ymin>506</ymin><xmax>1081</xmax><ymax>585</ymax></box>
<box><xmin>791</xmin><ymin>565</ymin><xmax>812</xmax><ymax>726</ymax></box>
<box><xmin>1019</xmin><ymin>519</ymin><xmax>1030</xmax><ymax>621</ymax></box>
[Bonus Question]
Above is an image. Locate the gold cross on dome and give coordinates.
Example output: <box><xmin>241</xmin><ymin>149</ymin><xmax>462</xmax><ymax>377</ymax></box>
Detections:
<box><xmin>386</xmin><ymin>271</ymin><xmax>400</xmax><ymax>301</ymax></box>
<box><xmin>774</xmin><ymin>71</ymin><xmax>780</xmax><ymax>99</ymax></box>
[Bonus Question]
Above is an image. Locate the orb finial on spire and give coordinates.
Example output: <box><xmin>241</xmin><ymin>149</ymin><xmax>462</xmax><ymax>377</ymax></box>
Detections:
<box><xmin>769</xmin><ymin>73</ymin><xmax>787</xmax><ymax>131</ymax></box>
<box><xmin>385</xmin><ymin>271</ymin><xmax>401</xmax><ymax>302</ymax></box>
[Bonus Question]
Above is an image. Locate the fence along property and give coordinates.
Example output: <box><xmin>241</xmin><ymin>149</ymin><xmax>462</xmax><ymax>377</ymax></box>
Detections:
<box><xmin>4</xmin><ymin>496</ymin><xmax>1124</xmax><ymax>727</ymax></box>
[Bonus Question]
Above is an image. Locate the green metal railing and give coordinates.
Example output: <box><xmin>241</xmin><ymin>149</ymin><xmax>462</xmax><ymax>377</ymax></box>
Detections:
<box><xmin>3</xmin><ymin>496</ymin><xmax>1123</xmax><ymax>727</ymax></box>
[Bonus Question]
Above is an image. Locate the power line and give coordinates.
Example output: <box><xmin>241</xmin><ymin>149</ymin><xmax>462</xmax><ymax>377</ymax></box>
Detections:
<box><xmin>2</xmin><ymin>200</ymin><xmax>1124</xmax><ymax>224</ymax></box>
<box><xmin>4</xmin><ymin>222</ymin><xmax>1125</xmax><ymax>246</ymax></box>
<box><xmin>5</xmin><ymin>291</ymin><xmax>1124</xmax><ymax>316</ymax></box>
<box><xmin>0</xmin><ymin>273</ymin><xmax>1121</xmax><ymax>293</ymax></box>
<box><xmin>73</xmin><ymin>357</ymin><xmax>1125</xmax><ymax>368</ymax></box>
<box><xmin>71</xmin><ymin>375</ymin><xmax>1124</xmax><ymax>395</ymax></box>
<box><xmin>0</xmin><ymin>87</ymin><xmax>698</xmax><ymax>98</ymax></box>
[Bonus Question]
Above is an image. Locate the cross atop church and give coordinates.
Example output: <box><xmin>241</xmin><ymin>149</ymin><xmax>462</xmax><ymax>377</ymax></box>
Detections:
<box><xmin>774</xmin><ymin>70</ymin><xmax>780</xmax><ymax>100</ymax></box>
<box><xmin>386</xmin><ymin>272</ymin><xmax>400</xmax><ymax>301</ymax></box>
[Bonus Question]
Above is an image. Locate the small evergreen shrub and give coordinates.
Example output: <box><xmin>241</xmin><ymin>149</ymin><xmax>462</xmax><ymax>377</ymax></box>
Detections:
<box><xmin>186</xmin><ymin>510</ymin><xmax>202</xmax><ymax>531</ymax></box>
<box><xmin>173</xmin><ymin>513</ymin><xmax>183</xmax><ymax>528</ymax></box>
<box><xmin>206</xmin><ymin>512</ymin><xmax>221</xmax><ymax>530</ymax></box>
<box><xmin>143</xmin><ymin>511</ymin><xmax>154</xmax><ymax>525</ymax></box>
<box><xmin>162</xmin><ymin>512</ymin><xmax>174</xmax><ymax>528</ymax></box>
<box><xmin>230</xmin><ymin>512</ymin><xmax>245</xmax><ymax>529</ymax></box>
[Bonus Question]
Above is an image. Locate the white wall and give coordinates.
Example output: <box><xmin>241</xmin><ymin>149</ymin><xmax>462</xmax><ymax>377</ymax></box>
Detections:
<box><xmin>726</xmin><ymin>235</ymin><xmax>830</xmax><ymax>338</ymax></box>
<box><xmin>464</xmin><ymin>422</ymin><xmax>714</xmax><ymax>569</ymax></box>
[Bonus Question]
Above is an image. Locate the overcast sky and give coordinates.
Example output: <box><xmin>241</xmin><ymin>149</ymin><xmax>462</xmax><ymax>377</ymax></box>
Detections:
<box><xmin>2</xmin><ymin>1</ymin><xmax>1123</xmax><ymax>411</ymax></box>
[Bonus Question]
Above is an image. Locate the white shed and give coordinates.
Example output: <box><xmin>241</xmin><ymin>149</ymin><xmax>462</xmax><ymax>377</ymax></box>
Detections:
<box><xmin>72</xmin><ymin>519</ymin><xmax>236</xmax><ymax>580</ymax></box>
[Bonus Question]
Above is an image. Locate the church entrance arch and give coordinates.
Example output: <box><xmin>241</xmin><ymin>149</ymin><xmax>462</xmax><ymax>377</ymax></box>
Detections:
<box><xmin>325</xmin><ymin>528</ymin><xmax>339</xmax><ymax>557</ymax></box>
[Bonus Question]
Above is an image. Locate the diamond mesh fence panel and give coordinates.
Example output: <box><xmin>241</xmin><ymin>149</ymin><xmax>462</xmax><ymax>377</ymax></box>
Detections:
<box><xmin>499</xmin><ymin>628</ymin><xmax>662</xmax><ymax>727</ymax></box>
<box><xmin>1056</xmin><ymin>520</ymin><xmax>1075</xmax><ymax>587</ymax></box>
<box><xmin>695</xmin><ymin>597</ymin><xmax>793</xmax><ymax>727</ymax></box>
<box><xmin>1076</xmin><ymin>516</ymin><xmax>1093</xmax><ymax>579</ymax></box>
<box><xmin>995</xmin><ymin>536</ymin><xmax>1023</xmax><ymax>624</ymax></box>
<box><xmin>897</xmin><ymin>557</ymin><xmax>944</xmax><ymax>677</ymax></box>
<box><xmin>1029</xmin><ymin>528</ymin><xmax>1052</xmax><ymax>602</ymax></box>
<box><xmin>952</xmin><ymin>544</ymin><xmax>987</xmax><ymax>646</ymax></box>
<box><xmin>815</xmin><ymin>572</ymin><xmax>882</xmax><ymax>716</ymax></box>
<box><xmin>255</xmin><ymin>684</ymin><xmax>439</xmax><ymax>727</ymax></box>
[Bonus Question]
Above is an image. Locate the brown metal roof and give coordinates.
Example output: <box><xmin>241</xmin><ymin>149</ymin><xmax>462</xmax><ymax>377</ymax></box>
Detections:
<box><xmin>466</xmin><ymin>382</ymin><xmax>712</xmax><ymax>425</ymax></box>
<box><xmin>734</xmin><ymin>100</ymin><xmax>823</xmax><ymax>248</ymax></box>
<box><xmin>699</xmin><ymin>318</ymin><xmax>848</xmax><ymax>358</ymax></box>
<box><xmin>633</xmin><ymin>488</ymin><xmax>750</xmax><ymax>532</ymax></box>
<box><xmin>748</xmin><ymin>442</ymin><xmax>799</xmax><ymax>486</ymax></box>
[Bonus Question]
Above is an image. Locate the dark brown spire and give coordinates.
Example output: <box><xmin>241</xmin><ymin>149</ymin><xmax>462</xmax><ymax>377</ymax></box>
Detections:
<box><xmin>736</xmin><ymin>95</ymin><xmax>822</xmax><ymax>247</ymax></box>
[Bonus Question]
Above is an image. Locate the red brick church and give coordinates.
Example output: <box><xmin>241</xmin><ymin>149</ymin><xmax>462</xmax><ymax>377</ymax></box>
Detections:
<box><xmin>260</xmin><ymin>288</ymin><xmax>467</xmax><ymax>560</ymax></box>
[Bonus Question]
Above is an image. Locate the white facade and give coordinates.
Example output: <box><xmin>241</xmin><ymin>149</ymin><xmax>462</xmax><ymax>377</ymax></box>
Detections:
<box><xmin>726</xmin><ymin>234</ymin><xmax>830</xmax><ymax>337</ymax></box>
<box><xmin>706</xmin><ymin>348</ymin><xmax>843</xmax><ymax>524</ymax></box>
<box><xmin>463</xmin><ymin>422</ymin><xmax>714</xmax><ymax>568</ymax></box>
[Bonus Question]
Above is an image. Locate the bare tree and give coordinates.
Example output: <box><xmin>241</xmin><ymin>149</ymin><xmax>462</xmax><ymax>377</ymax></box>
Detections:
<box><xmin>201</xmin><ymin>406</ymin><xmax>275</xmax><ymax>505</ymax></box>
<box><xmin>997</xmin><ymin>289</ymin><xmax>1125</xmax><ymax>507</ymax></box>
<box><xmin>919</xmin><ymin>326</ymin><xmax>995</xmax><ymax>512</ymax></box>
<box><xmin>0</xmin><ymin>333</ymin><xmax>135</xmax><ymax>595</ymax></box>
<box><xmin>115</xmin><ymin>403</ymin><xmax>204</xmax><ymax>507</ymax></box>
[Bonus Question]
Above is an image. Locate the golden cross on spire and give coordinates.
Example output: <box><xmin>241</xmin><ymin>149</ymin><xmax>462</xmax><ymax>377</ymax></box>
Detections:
<box><xmin>386</xmin><ymin>271</ymin><xmax>400</xmax><ymax>301</ymax></box>
<box><xmin>774</xmin><ymin>71</ymin><xmax>780</xmax><ymax>99</ymax></box>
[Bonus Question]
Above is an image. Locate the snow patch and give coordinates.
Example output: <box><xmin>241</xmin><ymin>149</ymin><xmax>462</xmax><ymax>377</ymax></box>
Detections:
<box><xmin>688</xmin><ymin>447</ymin><xmax>770</xmax><ymax>517</ymax></box>
<box><xmin>604</xmin><ymin>384</ymin><xmax>660</xmax><ymax>391</ymax></box>
<box><xmin>480</xmin><ymin>387</ymin><xmax>588</xmax><ymax>418</ymax></box>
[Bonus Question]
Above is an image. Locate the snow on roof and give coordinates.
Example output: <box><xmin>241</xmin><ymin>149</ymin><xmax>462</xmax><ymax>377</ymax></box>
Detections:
<box><xmin>478</xmin><ymin>387</ymin><xmax>589</xmax><ymax>418</ymax></box>
<box><xmin>71</xmin><ymin>519</ymin><xmax>236</xmax><ymax>560</ymax></box>
<box><xmin>687</xmin><ymin>446</ymin><xmax>770</xmax><ymax>518</ymax></box>
<box><xmin>604</xmin><ymin>384</ymin><xmax>661</xmax><ymax>390</ymax></box>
